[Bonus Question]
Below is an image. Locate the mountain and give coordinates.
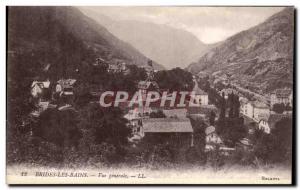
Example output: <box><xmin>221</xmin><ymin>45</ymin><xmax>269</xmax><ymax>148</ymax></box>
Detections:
<box><xmin>79</xmin><ymin>9</ymin><xmax>213</xmax><ymax>69</ymax></box>
<box><xmin>186</xmin><ymin>7</ymin><xmax>294</xmax><ymax>94</ymax></box>
<box><xmin>7</xmin><ymin>6</ymin><xmax>164</xmax><ymax>81</ymax></box>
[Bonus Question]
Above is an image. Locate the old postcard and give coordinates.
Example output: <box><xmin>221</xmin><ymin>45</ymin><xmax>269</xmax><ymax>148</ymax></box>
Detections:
<box><xmin>6</xmin><ymin>6</ymin><xmax>294</xmax><ymax>184</ymax></box>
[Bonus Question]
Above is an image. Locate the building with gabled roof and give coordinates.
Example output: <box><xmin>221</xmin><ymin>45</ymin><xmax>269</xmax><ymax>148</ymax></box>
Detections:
<box><xmin>205</xmin><ymin>125</ymin><xmax>222</xmax><ymax>145</ymax></box>
<box><xmin>191</xmin><ymin>82</ymin><xmax>208</xmax><ymax>106</ymax></box>
<box><xmin>141</xmin><ymin>118</ymin><xmax>194</xmax><ymax>148</ymax></box>
<box><xmin>137</xmin><ymin>81</ymin><xmax>159</xmax><ymax>91</ymax></box>
<box><xmin>142</xmin><ymin>118</ymin><xmax>193</xmax><ymax>134</ymax></box>
<box><xmin>56</xmin><ymin>79</ymin><xmax>77</xmax><ymax>95</ymax></box>
<box><xmin>31</xmin><ymin>80</ymin><xmax>50</xmax><ymax>98</ymax></box>
<box><xmin>241</xmin><ymin>100</ymin><xmax>270</xmax><ymax>122</ymax></box>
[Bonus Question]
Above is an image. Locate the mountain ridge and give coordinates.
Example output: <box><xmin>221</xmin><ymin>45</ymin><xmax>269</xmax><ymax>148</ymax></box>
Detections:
<box><xmin>186</xmin><ymin>7</ymin><xmax>294</xmax><ymax>94</ymax></box>
<box><xmin>8</xmin><ymin>6</ymin><xmax>164</xmax><ymax>81</ymax></box>
<box><xmin>79</xmin><ymin>9</ymin><xmax>214</xmax><ymax>69</ymax></box>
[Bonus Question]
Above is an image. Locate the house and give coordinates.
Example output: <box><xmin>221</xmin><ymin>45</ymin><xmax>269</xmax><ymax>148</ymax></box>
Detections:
<box><xmin>239</xmin><ymin>97</ymin><xmax>248</xmax><ymax>115</ymax></box>
<box><xmin>205</xmin><ymin>126</ymin><xmax>222</xmax><ymax>145</ymax></box>
<box><xmin>31</xmin><ymin>80</ymin><xmax>50</xmax><ymax>98</ymax></box>
<box><xmin>191</xmin><ymin>83</ymin><xmax>208</xmax><ymax>106</ymax></box>
<box><xmin>56</xmin><ymin>79</ymin><xmax>77</xmax><ymax>95</ymax></box>
<box><xmin>241</xmin><ymin>100</ymin><xmax>270</xmax><ymax>122</ymax></box>
<box><xmin>141</xmin><ymin>118</ymin><xmax>194</xmax><ymax>147</ymax></box>
<box><xmin>142</xmin><ymin>65</ymin><xmax>155</xmax><ymax>80</ymax></box>
<box><xmin>125</xmin><ymin>107</ymin><xmax>154</xmax><ymax>142</ymax></box>
<box><xmin>107</xmin><ymin>62</ymin><xmax>128</xmax><ymax>73</ymax></box>
<box><xmin>270</xmin><ymin>89</ymin><xmax>293</xmax><ymax>107</ymax></box>
<box><xmin>252</xmin><ymin>101</ymin><xmax>270</xmax><ymax>121</ymax></box>
<box><xmin>137</xmin><ymin>80</ymin><xmax>160</xmax><ymax>101</ymax></box>
<box><xmin>127</xmin><ymin>118</ymin><xmax>143</xmax><ymax>143</ymax></box>
<box><xmin>258</xmin><ymin>114</ymin><xmax>292</xmax><ymax>134</ymax></box>
<box><xmin>204</xmin><ymin>126</ymin><xmax>236</xmax><ymax>154</ymax></box>
<box><xmin>56</xmin><ymin>79</ymin><xmax>77</xmax><ymax>104</ymax></box>
<box><xmin>137</xmin><ymin>81</ymin><xmax>159</xmax><ymax>91</ymax></box>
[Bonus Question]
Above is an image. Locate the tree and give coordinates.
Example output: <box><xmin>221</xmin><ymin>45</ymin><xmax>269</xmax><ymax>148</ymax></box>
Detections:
<box><xmin>272</xmin><ymin>117</ymin><xmax>292</xmax><ymax>163</ymax></box>
<box><xmin>219</xmin><ymin>93</ymin><xmax>226</xmax><ymax>120</ymax></box>
<box><xmin>78</xmin><ymin>103</ymin><xmax>131</xmax><ymax>145</ymax></box>
<box><xmin>34</xmin><ymin>108</ymin><xmax>82</xmax><ymax>148</ymax></box>
<box><xmin>154</xmin><ymin>67</ymin><xmax>193</xmax><ymax>92</ymax></box>
<box><xmin>216</xmin><ymin>117</ymin><xmax>247</xmax><ymax>147</ymax></box>
<box><xmin>253</xmin><ymin>117</ymin><xmax>292</xmax><ymax>164</ymax></box>
<box><xmin>209</xmin><ymin>111</ymin><xmax>216</xmax><ymax>126</ymax></box>
<box><xmin>272</xmin><ymin>103</ymin><xmax>285</xmax><ymax>114</ymax></box>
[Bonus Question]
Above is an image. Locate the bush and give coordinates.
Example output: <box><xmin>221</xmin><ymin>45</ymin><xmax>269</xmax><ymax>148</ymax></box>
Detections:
<box><xmin>272</xmin><ymin>103</ymin><xmax>285</xmax><ymax>114</ymax></box>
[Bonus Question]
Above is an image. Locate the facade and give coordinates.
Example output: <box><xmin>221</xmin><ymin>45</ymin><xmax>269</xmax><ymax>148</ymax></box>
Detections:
<box><xmin>252</xmin><ymin>101</ymin><xmax>270</xmax><ymax>121</ymax></box>
<box><xmin>137</xmin><ymin>80</ymin><xmax>160</xmax><ymax>102</ymax></box>
<box><xmin>270</xmin><ymin>89</ymin><xmax>293</xmax><ymax>107</ymax></box>
<box><xmin>56</xmin><ymin>79</ymin><xmax>77</xmax><ymax>95</ymax></box>
<box><xmin>241</xmin><ymin>100</ymin><xmax>270</xmax><ymax>121</ymax></box>
<box><xmin>56</xmin><ymin>79</ymin><xmax>77</xmax><ymax>105</ymax></box>
<box><xmin>31</xmin><ymin>80</ymin><xmax>50</xmax><ymax>98</ymax></box>
<box><xmin>239</xmin><ymin>97</ymin><xmax>248</xmax><ymax>115</ymax></box>
<box><xmin>205</xmin><ymin>126</ymin><xmax>222</xmax><ymax>145</ymax></box>
<box><xmin>191</xmin><ymin>84</ymin><xmax>208</xmax><ymax>106</ymax></box>
<box><xmin>142</xmin><ymin>118</ymin><xmax>194</xmax><ymax>146</ymax></box>
<box><xmin>258</xmin><ymin>118</ymin><xmax>271</xmax><ymax>134</ymax></box>
<box><xmin>107</xmin><ymin>62</ymin><xmax>128</xmax><ymax>73</ymax></box>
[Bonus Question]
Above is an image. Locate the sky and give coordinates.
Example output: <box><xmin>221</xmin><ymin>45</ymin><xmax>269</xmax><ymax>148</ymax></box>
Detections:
<box><xmin>79</xmin><ymin>6</ymin><xmax>284</xmax><ymax>44</ymax></box>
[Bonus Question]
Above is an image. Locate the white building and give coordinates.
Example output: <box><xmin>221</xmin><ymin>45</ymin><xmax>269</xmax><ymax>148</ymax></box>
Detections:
<box><xmin>205</xmin><ymin>126</ymin><xmax>222</xmax><ymax>144</ymax></box>
<box><xmin>205</xmin><ymin>126</ymin><xmax>223</xmax><ymax>151</ymax></box>
<box><xmin>191</xmin><ymin>83</ymin><xmax>208</xmax><ymax>106</ymax></box>
<box><xmin>241</xmin><ymin>100</ymin><xmax>270</xmax><ymax>122</ymax></box>
<box><xmin>56</xmin><ymin>79</ymin><xmax>77</xmax><ymax>96</ymax></box>
<box><xmin>31</xmin><ymin>80</ymin><xmax>50</xmax><ymax>98</ymax></box>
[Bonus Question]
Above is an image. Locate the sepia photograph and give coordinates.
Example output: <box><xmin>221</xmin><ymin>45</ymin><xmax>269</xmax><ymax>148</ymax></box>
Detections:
<box><xmin>6</xmin><ymin>5</ymin><xmax>294</xmax><ymax>184</ymax></box>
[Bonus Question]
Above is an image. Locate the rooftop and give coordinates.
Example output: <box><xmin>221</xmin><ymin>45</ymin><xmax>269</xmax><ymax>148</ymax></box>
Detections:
<box><xmin>205</xmin><ymin>126</ymin><xmax>216</xmax><ymax>135</ymax></box>
<box><xmin>187</xmin><ymin>105</ymin><xmax>217</xmax><ymax>115</ymax></box>
<box><xmin>251</xmin><ymin>101</ymin><xmax>269</xmax><ymax>109</ymax></box>
<box><xmin>143</xmin><ymin>118</ymin><xmax>193</xmax><ymax>133</ymax></box>
<box><xmin>31</xmin><ymin>80</ymin><xmax>50</xmax><ymax>88</ymax></box>
<box><xmin>57</xmin><ymin>79</ymin><xmax>76</xmax><ymax>88</ymax></box>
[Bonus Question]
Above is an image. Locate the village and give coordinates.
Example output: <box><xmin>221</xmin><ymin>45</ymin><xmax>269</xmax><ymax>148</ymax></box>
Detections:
<box><xmin>26</xmin><ymin>56</ymin><xmax>293</xmax><ymax>164</ymax></box>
